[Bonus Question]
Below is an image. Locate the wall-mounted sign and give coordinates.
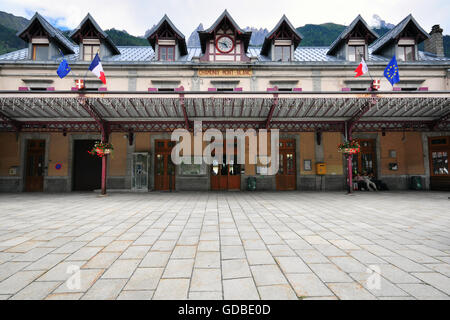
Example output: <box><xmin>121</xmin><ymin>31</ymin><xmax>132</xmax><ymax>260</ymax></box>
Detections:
<box><xmin>198</xmin><ymin>69</ymin><xmax>252</xmax><ymax>77</ymax></box>
<box><xmin>55</xmin><ymin>162</ymin><xmax>62</xmax><ymax>170</ymax></box>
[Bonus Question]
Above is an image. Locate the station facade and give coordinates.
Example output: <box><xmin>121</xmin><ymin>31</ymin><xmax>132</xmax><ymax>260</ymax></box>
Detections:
<box><xmin>0</xmin><ymin>10</ymin><xmax>449</xmax><ymax>193</ymax></box>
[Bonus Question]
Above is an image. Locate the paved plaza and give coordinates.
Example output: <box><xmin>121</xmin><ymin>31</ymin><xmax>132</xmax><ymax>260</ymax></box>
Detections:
<box><xmin>0</xmin><ymin>191</ymin><xmax>449</xmax><ymax>300</ymax></box>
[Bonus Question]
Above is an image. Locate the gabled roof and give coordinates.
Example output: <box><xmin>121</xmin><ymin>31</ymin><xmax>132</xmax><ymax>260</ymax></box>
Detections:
<box><xmin>370</xmin><ymin>14</ymin><xmax>429</xmax><ymax>54</ymax></box>
<box><xmin>327</xmin><ymin>15</ymin><xmax>378</xmax><ymax>55</ymax></box>
<box><xmin>198</xmin><ymin>10</ymin><xmax>252</xmax><ymax>53</ymax></box>
<box><xmin>145</xmin><ymin>14</ymin><xmax>187</xmax><ymax>56</ymax></box>
<box><xmin>261</xmin><ymin>15</ymin><xmax>304</xmax><ymax>56</ymax></box>
<box><xmin>17</xmin><ymin>12</ymin><xmax>75</xmax><ymax>54</ymax></box>
<box><xmin>69</xmin><ymin>13</ymin><xmax>120</xmax><ymax>55</ymax></box>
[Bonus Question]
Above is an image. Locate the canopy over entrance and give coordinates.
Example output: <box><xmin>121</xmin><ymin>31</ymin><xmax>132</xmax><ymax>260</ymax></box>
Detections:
<box><xmin>0</xmin><ymin>91</ymin><xmax>448</xmax><ymax>133</ymax></box>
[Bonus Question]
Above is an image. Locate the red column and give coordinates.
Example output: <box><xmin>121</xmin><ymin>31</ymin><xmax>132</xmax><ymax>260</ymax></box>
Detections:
<box><xmin>101</xmin><ymin>155</ymin><xmax>107</xmax><ymax>195</ymax></box>
<box><xmin>347</xmin><ymin>125</ymin><xmax>353</xmax><ymax>194</ymax></box>
<box><xmin>101</xmin><ymin>126</ymin><xmax>108</xmax><ymax>196</ymax></box>
<box><xmin>347</xmin><ymin>154</ymin><xmax>353</xmax><ymax>193</ymax></box>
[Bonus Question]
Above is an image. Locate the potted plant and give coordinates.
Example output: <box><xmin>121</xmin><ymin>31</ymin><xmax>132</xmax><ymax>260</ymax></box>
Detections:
<box><xmin>338</xmin><ymin>140</ymin><xmax>360</xmax><ymax>155</ymax></box>
<box><xmin>88</xmin><ymin>141</ymin><xmax>114</xmax><ymax>158</ymax></box>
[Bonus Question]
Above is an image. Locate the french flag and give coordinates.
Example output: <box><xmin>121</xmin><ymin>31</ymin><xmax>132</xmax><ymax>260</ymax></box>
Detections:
<box><xmin>354</xmin><ymin>58</ymin><xmax>368</xmax><ymax>78</ymax></box>
<box><xmin>89</xmin><ymin>53</ymin><xmax>106</xmax><ymax>84</ymax></box>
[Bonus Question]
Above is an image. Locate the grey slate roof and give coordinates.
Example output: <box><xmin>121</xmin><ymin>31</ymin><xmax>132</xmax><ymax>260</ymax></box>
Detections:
<box><xmin>327</xmin><ymin>15</ymin><xmax>378</xmax><ymax>55</ymax></box>
<box><xmin>16</xmin><ymin>12</ymin><xmax>75</xmax><ymax>54</ymax></box>
<box><xmin>1</xmin><ymin>45</ymin><xmax>449</xmax><ymax>64</ymax></box>
<box><xmin>370</xmin><ymin>14</ymin><xmax>430</xmax><ymax>54</ymax></box>
<box><xmin>68</xmin><ymin>13</ymin><xmax>120</xmax><ymax>55</ymax></box>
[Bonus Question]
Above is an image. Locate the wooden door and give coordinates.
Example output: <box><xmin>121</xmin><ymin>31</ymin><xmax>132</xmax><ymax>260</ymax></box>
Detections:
<box><xmin>351</xmin><ymin>139</ymin><xmax>377</xmax><ymax>176</ymax></box>
<box><xmin>25</xmin><ymin>140</ymin><xmax>45</xmax><ymax>192</ymax></box>
<box><xmin>211</xmin><ymin>141</ymin><xmax>241</xmax><ymax>190</ymax></box>
<box><xmin>276</xmin><ymin>139</ymin><xmax>296</xmax><ymax>191</ymax></box>
<box><xmin>429</xmin><ymin>136</ymin><xmax>450</xmax><ymax>190</ymax></box>
<box><xmin>154</xmin><ymin>140</ymin><xmax>176</xmax><ymax>191</ymax></box>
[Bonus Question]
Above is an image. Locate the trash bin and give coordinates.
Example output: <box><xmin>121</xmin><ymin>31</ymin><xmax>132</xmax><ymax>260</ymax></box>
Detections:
<box><xmin>410</xmin><ymin>176</ymin><xmax>423</xmax><ymax>190</ymax></box>
<box><xmin>247</xmin><ymin>177</ymin><xmax>256</xmax><ymax>191</ymax></box>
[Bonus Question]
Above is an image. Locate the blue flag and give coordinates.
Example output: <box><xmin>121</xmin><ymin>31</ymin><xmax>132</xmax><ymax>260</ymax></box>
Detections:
<box><xmin>384</xmin><ymin>55</ymin><xmax>400</xmax><ymax>86</ymax></box>
<box><xmin>57</xmin><ymin>59</ymin><xmax>71</xmax><ymax>79</ymax></box>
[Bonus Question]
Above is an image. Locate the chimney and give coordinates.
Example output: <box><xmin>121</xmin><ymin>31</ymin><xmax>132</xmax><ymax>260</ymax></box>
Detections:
<box><xmin>424</xmin><ymin>24</ymin><xmax>444</xmax><ymax>57</ymax></box>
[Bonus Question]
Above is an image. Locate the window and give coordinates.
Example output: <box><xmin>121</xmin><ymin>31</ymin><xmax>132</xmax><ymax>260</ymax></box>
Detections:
<box><xmin>159</xmin><ymin>46</ymin><xmax>174</xmax><ymax>61</ymax></box>
<box><xmin>274</xmin><ymin>46</ymin><xmax>291</xmax><ymax>62</ymax></box>
<box><xmin>348</xmin><ymin>45</ymin><xmax>365</xmax><ymax>62</ymax></box>
<box><xmin>83</xmin><ymin>44</ymin><xmax>100</xmax><ymax>61</ymax></box>
<box><xmin>158</xmin><ymin>88</ymin><xmax>175</xmax><ymax>92</ymax></box>
<box><xmin>32</xmin><ymin>44</ymin><xmax>49</xmax><ymax>60</ymax></box>
<box><xmin>397</xmin><ymin>45</ymin><xmax>415</xmax><ymax>61</ymax></box>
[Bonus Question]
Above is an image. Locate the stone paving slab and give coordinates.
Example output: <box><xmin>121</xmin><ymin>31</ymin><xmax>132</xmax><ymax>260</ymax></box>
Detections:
<box><xmin>0</xmin><ymin>191</ymin><xmax>449</xmax><ymax>300</ymax></box>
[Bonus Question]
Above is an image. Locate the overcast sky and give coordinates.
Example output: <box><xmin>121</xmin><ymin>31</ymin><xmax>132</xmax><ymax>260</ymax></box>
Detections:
<box><xmin>1</xmin><ymin>0</ymin><xmax>449</xmax><ymax>36</ymax></box>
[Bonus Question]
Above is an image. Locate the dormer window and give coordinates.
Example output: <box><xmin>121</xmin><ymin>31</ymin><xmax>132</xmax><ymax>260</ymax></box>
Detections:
<box><xmin>17</xmin><ymin>13</ymin><xmax>75</xmax><ymax>61</ymax></box>
<box><xmin>70</xmin><ymin>13</ymin><xmax>120</xmax><ymax>60</ymax></box>
<box><xmin>146</xmin><ymin>15</ymin><xmax>188</xmax><ymax>62</ymax></box>
<box><xmin>32</xmin><ymin>42</ymin><xmax>49</xmax><ymax>60</ymax></box>
<box><xmin>397</xmin><ymin>39</ymin><xmax>415</xmax><ymax>61</ymax></box>
<box><xmin>261</xmin><ymin>15</ymin><xmax>302</xmax><ymax>62</ymax></box>
<box><xmin>370</xmin><ymin>15</ymin><xmax>428</xmax><ymax>60</ymax></box>
<box><xmin>327</xmin><ymin>15</ymin><xmax>378</xmax><ymax>61</ymax></box>
<box><xmin>274</xmin><ymin>40</ymin><xmax>292</xmax><ymax>62</ymax></box>
<box><xmin>348</xmin><ymin>45</ymin><xmax>365</xmax><ymax>62</ymax></box>
<box><xmin>160</xmin><ymin>46</ymin><xmax>174</xmax><ymax>61</ymax></box>
<box><xmin>82</xmin><ymin>39</ymin><xmax>100</xmax><ymax>61</ymax></box>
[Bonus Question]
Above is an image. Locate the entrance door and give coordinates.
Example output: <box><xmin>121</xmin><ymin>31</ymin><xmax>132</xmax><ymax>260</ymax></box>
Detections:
<box><xmin>276</xmin><ymin>139</ymin><xmax>296</xmax><ymax>190</ymax></box>
<box><xmin>429</xmin><ymin>136</ymin><xmax>449</xmax><ymax>190</ymax></box>
<box><xmin>352</xmin><ymin>139</ymin><xmax>377</xmax><ymax>176</ymax></box>
<box><xmin>73</xmin><ymin>140</ymin><xmax>101</xmax><ymax>191</ymax></box>
<box><xmin>154</xmin><ymin>140</ymin><xmax>176</xmax><ymax>191</ymax></box>
<box><xmin>25</xmin><ymin>140</ymin><xmax>45</xmax><ymax>192</ymax></box>
<box><xmin>211</xmin><ymin>141</ymin><xmax>241</xmax><ymax>190</ymax></box>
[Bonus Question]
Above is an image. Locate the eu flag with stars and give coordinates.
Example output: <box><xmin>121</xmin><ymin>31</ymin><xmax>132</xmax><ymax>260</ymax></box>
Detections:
<box><xmin>57</xmin><ymin>59</ymin><xmax>71</xmax><ymax>79</ymax></box>
<box><xmin>384</xmin><ymin>55</ymin><xmax>400</xmax><ymax>86</ymax></box>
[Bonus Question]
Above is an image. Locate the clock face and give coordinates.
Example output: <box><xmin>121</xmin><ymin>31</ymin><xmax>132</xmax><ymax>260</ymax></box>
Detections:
<box><xmin>216</xmin><ymin>35</ymin><xmax>234</xmax><ymax>53</ymax></box>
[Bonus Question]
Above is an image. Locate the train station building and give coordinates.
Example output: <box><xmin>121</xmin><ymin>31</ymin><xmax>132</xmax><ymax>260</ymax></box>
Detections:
<box><xmin>0</xmin><ymin>10</ymin><xmax>449</xmax><ymax>193</ymax></box>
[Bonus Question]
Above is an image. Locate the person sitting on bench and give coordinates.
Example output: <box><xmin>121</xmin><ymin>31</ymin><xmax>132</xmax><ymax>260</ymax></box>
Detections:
<box><xmin>362</xmin><ymin>171</ymin><xmax>377</xmax><ymax>191</ymax></box>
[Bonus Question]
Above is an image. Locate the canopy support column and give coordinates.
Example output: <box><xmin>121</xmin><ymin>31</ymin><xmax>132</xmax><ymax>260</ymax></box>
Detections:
<box><xmin>345</xmin><ymin>123</ymin><xmax>353</xmax><ymax>194</ymax></box>
<box><xmin>177</xmin><ymin>86</ymin><xmax>189</xmax><ymax>130</ymax></box>
<box><xmin>266</xmin><ymin>92</ymin><xmax>279</xmax><ymax>129</ymax></box>
<box><xmin>79</xmin><ymin>97</ymin><xmax>109</xmax><ymax>195</ymax></box>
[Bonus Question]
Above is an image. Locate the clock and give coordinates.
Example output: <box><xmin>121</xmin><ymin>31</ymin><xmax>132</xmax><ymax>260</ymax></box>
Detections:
<box><xmin>216</xmin><ymin>35</ymin><xmax>234</xmax><ymax>53</ymax></box>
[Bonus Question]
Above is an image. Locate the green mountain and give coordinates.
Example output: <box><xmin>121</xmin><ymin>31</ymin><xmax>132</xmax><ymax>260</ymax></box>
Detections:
<box><xmin>104</xmin><ymin>29</ymin><xmax>148</xmax><ymax>46</ymax></box>
<box><xmin>0</xmin><ymin>11</ymin><xmax>29</xmax><ymax>55</ymax></box>
<box><xmin>0</xmin><ymin>24</ymin><xmax>27</xmax><ymax>55</ymax></box>
<box><xmin>0</xmin><ymin>11</ymin><xmax>29</xmax><ymax>31</ymax></box>
<box><xmin>297</xmin><ymin>23</ymin><xmax>346</xmax><ymax>46</ymax></box>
